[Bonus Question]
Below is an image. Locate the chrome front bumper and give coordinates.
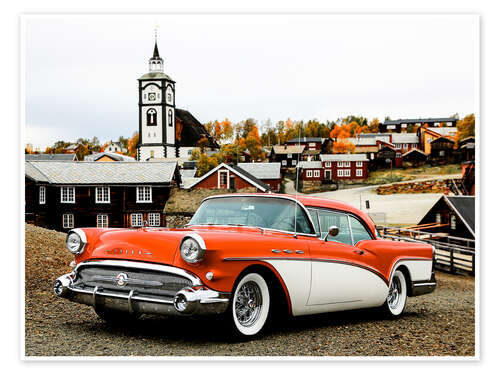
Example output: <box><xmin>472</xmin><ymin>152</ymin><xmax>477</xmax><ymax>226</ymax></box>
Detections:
<box><xmin>53</xmin><ymin>260</ymin><xmax>230</xmax><ymax>316</ymax></box>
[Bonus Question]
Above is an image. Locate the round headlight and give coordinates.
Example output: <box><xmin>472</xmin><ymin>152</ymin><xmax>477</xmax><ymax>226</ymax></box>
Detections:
<box><xmin>180</xmin><ymin>237</ymin><xmax>205</xmax><ymax>264</ymax></box>
<box><xmin>66</xmin><ymin>232</ymin><xmax>83</xmax><ymax>254</ymax></box>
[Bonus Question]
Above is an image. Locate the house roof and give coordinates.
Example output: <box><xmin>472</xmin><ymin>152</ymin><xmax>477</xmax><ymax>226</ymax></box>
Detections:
<box><xmin>84</xmin><ymin>152</ymin><xmax>136</xmax><ymax>162</ymax></box>
<box><xmin>175</xmin><ymin>108</ymin><xmax>219</xmax><ymax>148</ymax></box>
<box><xmin>236</xmin><ymin>162</ymin><xmax>281</xmax><ymax>179</ymax></box>
<box><xmin>186</xmin><ymin>163</ymin><xmax>271</xmax><ymax>192</ymax></box>
<box><xmin>391</xmin><ymin>133</ymin><xmax>419</xmax><ymax>144</ymax></box>
<box><xmin>402</xmin><ymin>149</ymin><xmax>427</xmax><ymax>158</ymax></box>
<box><xmin>320</xmin><ymin>154</ymin><xmax>369</xmax><ymax>162</ymax></box>
<box><xmin>383</xmin><ymin>118</ymin><xmax>456</xmax><ymax>126</ymax></box>
<box><xmin>424</xmin><ymin>127</ymin><xmax>457</xmax><ymax>138</ymax></box>
<box><xmin>297</xmin><ymin>161</ymin><xmax>323</xmax><ymax>169</ymax></box>
<box><xmin>25</xmin><ymin>153</ymin><xmax>77</xmax><ymax>161</ymax></box>
<box><xmin>445</xmin><ymin>196</ymin><xmax>475</xmax><ymax>236</ymax></box>
<box><xmin>272</xmin><ymin>145</ymin><xmax>305</xmax><ymax>154</ymax></box>
<box><xmin>286</xmin><ymin>137</ymin><xmax>323</xmax><ymax>144</ymax></box>
<box><xmin>430</xmin><ymin>136</ymin><xmax>455</xmax><ymax>144</ymax></box>
<box><xmin>25</xmin><ymin>161</ymin><xmax>178</xmax><ymax>185</ymax></box>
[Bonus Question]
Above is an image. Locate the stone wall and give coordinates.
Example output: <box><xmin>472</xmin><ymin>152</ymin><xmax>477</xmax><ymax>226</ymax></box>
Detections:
<box><xmin>375</xmin><ymin>179</ymin><xmax>452</xmax><ymax>195</ymax></box>
<box><xmin>165</xmin><ymin>214</ymin><xmax>192</xmax><ymax>228</ymax></box>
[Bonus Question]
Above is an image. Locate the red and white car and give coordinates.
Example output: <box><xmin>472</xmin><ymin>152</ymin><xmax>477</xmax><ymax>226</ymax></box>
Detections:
<box><xmin>54</xmin><ymin>193</ymin><xmax>436</xmax><ymax>337</ymax></box>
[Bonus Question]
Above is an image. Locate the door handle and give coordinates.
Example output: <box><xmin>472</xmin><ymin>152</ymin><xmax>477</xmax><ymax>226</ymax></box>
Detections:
<box><xmin>353</xmin><ymin>250</ymin><xmax>365</xmax><ymax>255</ymax></box>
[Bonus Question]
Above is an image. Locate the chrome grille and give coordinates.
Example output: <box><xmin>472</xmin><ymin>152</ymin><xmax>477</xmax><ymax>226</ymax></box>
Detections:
<box><xmin>72</xmin><ymin>265</ymin><xmax>193</xmax><ymax>297</ymax></box>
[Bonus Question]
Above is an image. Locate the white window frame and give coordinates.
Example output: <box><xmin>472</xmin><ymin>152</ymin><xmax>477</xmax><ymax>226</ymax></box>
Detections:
<box><xmin>344</xmin><ymin>169</ymin><xmax>351</xmax><ymax>177</ymax></box>
<box><xmin>337</xmin><ymin>169</ymin><xmax>344</xmax><ymax>177</ymax></box>
<box><xmin>148</xmin><ymin>213</ymin><xmax>161</xmax><ymax>227</ymax></box>
<box><xmin>450</xmin><ymin>214</ymin><xmax>456</xmax><ymax>230</ymax></box>
<box><xmin>356</xmin><ymin>161</ymin><xmax>363</xmax><ymax>167</ymax></box>
<box><xmin>281</xmin><ymin>160</ymin><xmax>287</xmax><ymax>166</ymax></box>
<box><xmin>39</xmin><ymin>186</ymin><xmax>46</xmax><ymax>204</ymax></box>
<box><xmin>60</xmin><ymin>186</ymin><xmax>75</xmax><ymax>203</ymax></box>
<box><xmin>218</xmin><ymin>170</ymin><xmax>229</xmax><ymax>189</ymax></box>
<box><xmin>356</xmin><ymin>169</ymin><xmax>363</xmax><ymax>177</ymax></box>
<box><xmin>344</xmin><ymin>161</ymin><xmax>351</xmax><ymax>168</ymax></box>
<box><xmin>136</xmin><ymin>186</ymin><xmax>152</xmax><ymax>203</ymax></box>
<box><xmin>436</xmin><ymin>213</ymin><xmax>441</xmax><ymax>224</ymax></box>
<box><xmin>396</xmin><ymin>153</ymin><xmax>402</xmax><ymax>158</ymax></box>
<box><xmin>313</xmin><ymin>170</ymin><xmax>320</xmax><ymax>178</ymax></box>
<box><xmin>63</xmin><ymin>213</ymin><xmax>74</xmax><ymax>229</ymax></box>
<box><xmin>287</xmin><ymin>154</ymin><xmax>292</xmax><ymax>158</ymax></box>
<box><xmin>95</xmin><ymin>186</ymin><xmax>110</xmax><ymax>203</ymax></box>
<box><xmin>291</xmin><ymin>159</ymin><xmax>297</xmax><ymax>166</ymax></box>
<box><xmin>306</xmin><ymin>170</ymin><xmax>313</xmax><ymax>178</ymax></box>
<box><xmin>325</xmin><ymin>161</ymin><xmax>331</xmax><ymax>168</ymax></box>
<box><xmin>131</xmin><ymin>213</ymin><xmax>143</xmax><ymax>227</ymax></box>
<box><xmin>97</xmin><ymin>214</ymin><xmax>108</xmax><ymax>228</ymax></box>
<box><xmin>337</xmin><ymin>161</ymin><xmax>343</xmax><ymax>167</ymax></box>
<box><xmin>309</xmin><ymin>142</ymin><xmax>316</xmax><ymax>147</ymax></box>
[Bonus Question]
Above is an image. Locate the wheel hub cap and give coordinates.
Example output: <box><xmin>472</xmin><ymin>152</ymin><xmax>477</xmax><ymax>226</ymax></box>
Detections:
<box><xmin>235</xmin><ymin>281</ymin><xmax>263</xmax><ymax>327</ymax></box>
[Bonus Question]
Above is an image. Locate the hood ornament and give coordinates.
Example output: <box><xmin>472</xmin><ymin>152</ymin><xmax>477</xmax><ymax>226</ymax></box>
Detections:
<box><xmin>116</xmin><ymin>272</ymin><xmax>128</xmax><ymax>287</ymax></box>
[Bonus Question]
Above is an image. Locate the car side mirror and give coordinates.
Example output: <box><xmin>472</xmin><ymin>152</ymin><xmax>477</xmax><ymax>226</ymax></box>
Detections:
<box><xmin>324</xmin><ymin>225</ymin><xmax>339</xmax><ymax>241</ymax></box>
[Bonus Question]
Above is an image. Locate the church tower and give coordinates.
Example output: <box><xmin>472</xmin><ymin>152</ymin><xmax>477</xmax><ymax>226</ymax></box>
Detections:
<box><xmin>136</xmin><ymin>38</ymin><xmax>176</xmax><ymax>160</ymax></box>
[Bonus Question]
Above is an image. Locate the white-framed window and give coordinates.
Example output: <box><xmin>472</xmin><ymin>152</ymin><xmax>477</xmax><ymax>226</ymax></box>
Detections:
<box><xmin>97</xmin><ymin>214</ymin><xmax>108</xmax><ymax>228</ymax></box>
<box><xmin>149</xmin><ymin>213</ymin><xmax>161</xmax><ymax>227</ymax></box>
<box><xmin>450</xmin><ymin>214</ymin><xmax>456</xmax><ymax>230</ymax></box>
<box><xmin>344</xmin><ymin>161</ymin><xmax>351</xmax><ymax>167</ymax></box>
<box><xmin>337</xmin><ymin>169</ymin><xmax>344</xmax><ymax>177</ymax></box>
<box><xmin>325</xmin><ymin>161</ymin><xmax>331</xmax><ymax>168</ymax></box>
<box><xmin>396</xmin><ymin>152</ymin><xmax>401</xmax><ymax>158</ymax></box>
<box><xmin>313</xmin><ymin>170</ymin><xmax>320</xmax><ymax>178</ymax></box>
<box><xmin>387</xmin><ymin>125</ymin><xmax>396</xmax><ymax>130</ymax></box>
<box><xmin>63</xmin><ymin>213</ymin><xmax>74</xmax><ymax>229</ymax></box>
<box><xmin>131</xmin><ymin>213</ymin><xmax>143</xmax><ymax>227</ymax></box>
<box><xmin>281</xmin><ymin>160</ymin><xmax>287</xmax><ymax>166</ymax></box>
<box><xmin>356</xmin><ymin>161</ymin><xmax>363</xmax><ymax>167</ymax></box>
<box><xmin>292</xmin><ymin>159</ymin><xmax>297</xmax><ymax>166</ymax></box>
<box><xmin>356</xmin><ymin>169</ymin><xmax>363</xmax><ymax>177</ymax></box>
<box><xmin>395</xmin><ymin>143</ymin><xmax>401</xmax><ymax>149</ymax></box>
<box><xmin>95</xmin><ymin>187</ymin><xmax>110</xmax><ymax>203</ymax></box>
<box><xmin>287</xmin><ymin>154</ymin><xmax>292</xmax><ymax>158</ymax></box>
<box><xmin>436</xmin><ymin>213</ymin><xmax>441</xmax><ymax>224</ymax></box>
<box><xmin>60</xmin><ymin>187</ymin><xmax>75</xmax><ymax>203</ymax></box>
<box><xmin>218</xmin><ymin>170</ymin><xmax>229</xmax><ymax>188</ymax></box>
<box><xmin>403</xmin><ymin>144</ymin><xmax>408</xmax><ymax>149</ymax></box>
<box><xmin>439</xmin><ymin>150</ymin><xmax>445</xmax><ymax>156</ymax></box>
<box><xmin>39</xmin><ymin>186</ymin><xmax>46</xmax><ymax>204</ymax></box>
<box><xmin>136</xmin><ymin>186</ymin><xmax>152</xmax><ymax>203</ymax></box>
<box><xmin>337</xmin><ymin>161</ymin><xmax>343</xmax><ymax>167</ymax></box>
<box><xmin>306</xmin><ymin>170</ymin><xmax>313</xmax><ymax>178</ymax></box>
<box><xmin>344</xmin><ymin>169</ymin><xmax>351</xmax><ymax>177</ymax></box>
<box><xmin>309</xmin><ymin>142</ymin><xmax>316</xmax><ymax>147</ymax></box>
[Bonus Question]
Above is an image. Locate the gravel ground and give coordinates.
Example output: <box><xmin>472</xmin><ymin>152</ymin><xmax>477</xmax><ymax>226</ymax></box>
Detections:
<box><xmin>24</xmin><ymin>224</ymin><xmax>475</xmax><ymax>357</ymax></box>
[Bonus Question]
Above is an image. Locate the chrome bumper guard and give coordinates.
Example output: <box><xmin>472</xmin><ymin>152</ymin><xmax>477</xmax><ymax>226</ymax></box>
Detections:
<box><xmin>54</xmin><ymin>268</ymin><xmax>230</xmax><ymax>316</ymax></box>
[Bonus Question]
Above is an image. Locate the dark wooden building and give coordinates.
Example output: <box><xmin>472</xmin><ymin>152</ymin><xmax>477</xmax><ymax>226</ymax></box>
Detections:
<box><xmin>418</xmin><ymin>195</ymin><xmax>475</xmax><ymax>240</ymax></box>
<box><xmin>459</xmin><ymin>137</ymin><xmax>475</xmax><ymax>162</ymax></box>
<box><xmin>429</xmin><ymin>137</ymin><xmax>455</xmax><ymax>162</ymax></box>
<box><xmin>380</xmin><ymin>117</ymin><xmax>457</xmax><ymax>133</ymax></box>
<box><xmin>270</xmin><ymin>145</ymin><xmax>305</xmax><ymax>168</ymax></box>
<box><xmin>402</xmin><ymin>149</ymin><xmax>427</xmax><ymax>167</ymax></box>
<box><xmin>25</xmin><ymin>161</ymin><xmax>180</xmax><ymax>232</ymax></box>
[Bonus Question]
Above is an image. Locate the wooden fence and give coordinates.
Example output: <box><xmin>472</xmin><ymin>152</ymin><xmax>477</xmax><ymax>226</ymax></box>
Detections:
<box><xmin>381</xmin><ymin>226</ymin><xmax>475</xmax><ymax>276</ymax></box>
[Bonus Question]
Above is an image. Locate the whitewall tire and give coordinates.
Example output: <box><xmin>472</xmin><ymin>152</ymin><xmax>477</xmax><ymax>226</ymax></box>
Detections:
<box><xmin>230</xmin><ymin>273</ymin><xmax>270</xmax><ymax>337</ymax></box>
<box><xmin>384</xmin><ymin>270</ymin><xmax>407</xmax><ymax>317</ymax></box>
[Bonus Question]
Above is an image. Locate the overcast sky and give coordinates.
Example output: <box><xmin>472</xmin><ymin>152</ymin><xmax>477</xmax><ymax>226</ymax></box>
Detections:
<box><xmin>24</xmin><ymin>14</ymin><xmax>477</xmax><ymax>149</ymax></box>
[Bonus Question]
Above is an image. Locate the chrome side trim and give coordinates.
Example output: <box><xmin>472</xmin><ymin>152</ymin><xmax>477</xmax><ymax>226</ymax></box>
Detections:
<box><xmin>271</xmin><ymin>249</ymin><xmax>281</xmax><ymax>253</ymax></box>
<box><xmin>413</xmin><ymin>282</ymin><xmax>436</xmax><ymax>287</ymax></box>
<box><xmin>283</xmin><ymin>250</ymin><xmax>293</xmax><ymax>254</ymax></box>
<box><xmin>74</xmin><ymin>260</ymin><xmax>202</xmax><ymax>286</ymax></box>
<box><xmin>295</xmin><ymin>250</ymin><xmax>305</xmax><ymax>254</ymax></box>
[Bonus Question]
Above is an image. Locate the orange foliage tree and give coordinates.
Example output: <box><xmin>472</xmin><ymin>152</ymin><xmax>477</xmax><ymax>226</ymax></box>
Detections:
<box><xmin>128</xmin><ymin>132</ymin><xmax>139</xmax><ymax>159</ymax></box>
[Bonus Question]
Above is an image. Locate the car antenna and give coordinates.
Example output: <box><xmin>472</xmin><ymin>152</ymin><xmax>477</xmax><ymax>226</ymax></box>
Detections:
<box><xmin>294</xmin><ymin>127</ymin><xmax>301</xmax><ymax>239</ymax></box>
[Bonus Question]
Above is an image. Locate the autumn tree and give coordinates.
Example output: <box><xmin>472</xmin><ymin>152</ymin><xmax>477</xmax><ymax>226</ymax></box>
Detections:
<box><xmin>367</xmin><ymin>118</ymin><xmax>380</xmax><ymax>133</ymax></box>
<box><xmin>456</xmin><ymin>114</ymin><xmax>475</xmax><ymax>143</ymax></box>
<box><xmin>128</xmin><ymin>132</ymin><xmax>139</xmax><ymax>159</ymax></box>
<box><xmin>195</xmin><ymin>153</ymin><xmax>219</xmax><ymax>177</ymax></box>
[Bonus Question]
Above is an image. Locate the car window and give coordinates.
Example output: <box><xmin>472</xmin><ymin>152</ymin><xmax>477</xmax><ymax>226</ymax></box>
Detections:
<box><xmin>189</xmin><ymin>196</ymin><xmax>315</xmax><ymax>235</ymax></box>
<box><xmin>307</xmin><ymin>208</ymin><xmax>320</xmax><ymax>236</ymax></box>
<box><xmin>349</xmin><ymin>215</ymin><xmax>373</xmax><ymax>244</ymax></box>
<box><xmin>317</xmin><ymin>209</ymin><xmax>352</xmax><ymax>245</ymax></box>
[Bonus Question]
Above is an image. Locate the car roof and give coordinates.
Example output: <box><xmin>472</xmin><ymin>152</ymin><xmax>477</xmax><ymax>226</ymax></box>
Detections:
<box><xmin>205</xmin><ymin>193</ymin><xmax>376</xmax><ymax>234</ymax></box>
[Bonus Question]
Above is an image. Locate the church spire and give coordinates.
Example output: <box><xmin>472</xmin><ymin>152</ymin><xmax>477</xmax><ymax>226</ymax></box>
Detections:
<box><xmin>149</xmin><ymin>27</ymin><xmax>163</xmax><ymax>73</ymax></box>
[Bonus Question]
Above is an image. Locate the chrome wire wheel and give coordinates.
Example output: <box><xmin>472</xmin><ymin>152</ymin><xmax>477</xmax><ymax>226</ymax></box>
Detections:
<box><xmin>235</xmin><ymin>281</ymin><xmax>263</xmax><ymax>327</ymax></box>
<box><xmin>385</xmin><ymin>269</ymin><xmax>407</xmax><ymax>316</ymax></box>
<box><xmin>231</xmin><ymin>273</ymin><xmax>270</xmax><ymax>336</ymax></box>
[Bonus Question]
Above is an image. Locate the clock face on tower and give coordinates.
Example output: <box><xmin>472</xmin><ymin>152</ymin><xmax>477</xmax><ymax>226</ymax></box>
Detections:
<box><xmin>148</xmin><ymin>93</ymin><xmax>156</xmax><ymax>101</ymax></box>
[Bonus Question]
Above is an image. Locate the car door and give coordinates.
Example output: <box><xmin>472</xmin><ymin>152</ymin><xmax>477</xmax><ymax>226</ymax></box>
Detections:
<box><xmin>305</xmin><ymin>208</ymin><xmax>388</xmax><ymax>312</ymax></box>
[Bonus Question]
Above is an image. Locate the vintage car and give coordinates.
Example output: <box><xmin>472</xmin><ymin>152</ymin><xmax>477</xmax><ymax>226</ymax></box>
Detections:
<box><xmin>54</xmin><ymin>193</ymin><xmax>436</xmax><ymax>337</ymax></box>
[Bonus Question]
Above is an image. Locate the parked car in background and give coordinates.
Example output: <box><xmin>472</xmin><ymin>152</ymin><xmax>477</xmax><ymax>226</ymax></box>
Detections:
<box><xmin>54</xmin><ymin>193</ymin><xmax>436</xmax><ymax>337</ymax></box>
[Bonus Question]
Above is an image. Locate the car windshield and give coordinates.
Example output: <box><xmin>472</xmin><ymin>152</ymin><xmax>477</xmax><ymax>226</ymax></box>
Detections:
<box><xmin>189</xmin><ymin>196</ymin><xmax>315</xmax><ymax>235</ymax></box>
